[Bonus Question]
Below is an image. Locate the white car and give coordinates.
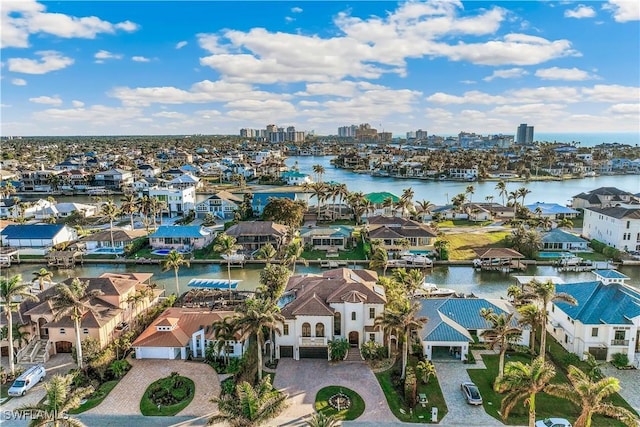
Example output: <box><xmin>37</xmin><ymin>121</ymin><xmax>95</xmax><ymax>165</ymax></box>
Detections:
<box><xmin>535</xmin><ymin>418</ymin><xmax>572</xmax><ymax>427</ymax></box>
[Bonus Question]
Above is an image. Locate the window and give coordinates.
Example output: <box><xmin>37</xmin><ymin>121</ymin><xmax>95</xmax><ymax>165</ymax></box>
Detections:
<box><xmin>60</xmin><ymin>328</ymin><xmax>65</xmax><ymax>334</ymax></box>
<box><xmin>315</xmin><ymin>323</ymin><xmax>325</xmax><ymax>337</ymax></box>
<box><xmin>83</xmin><ymin>328</ymin><xmax>89</xmax><ymax>335</ymax></box>
<box><xmin>369</xmin><ymin>333</ymin><xmax>376</xmax><ymax>342</ymax></box>
<box><xmin>614</xmin><ymin>330</ymin><xmax>625</xmax><ymax>340</ymax></box>
<box><xmin>226</xmin><ymin>345</ymin><xmax>235</xmax><ymax>354</ymax></box>
<box><xmin>369</xmin><ymin>307</ymin><xmax>375</xmax><ymax>319</ymax></box>
<box><xmin>302</xmin><ymin>323</ymin><xmax>311</xmax><ymax>337</ymax></box>
<box><xmin>283</xmin><ymin>324</ymin><xmax>289</xmax><ymax>336</ymax></box>
<box><xmin>591</xmin><ymin>328</ymin><xmax>598</xmax><ymax>337</ymax></box>
<box><xmin>351</xmin><ymin>312</ymin><xmax>356</xmax><ymax>321</ymax></box>
<box><xmin>334</xmin><ymin>313</ymin><xmax>341</xmax><ymax>336</ymax></box>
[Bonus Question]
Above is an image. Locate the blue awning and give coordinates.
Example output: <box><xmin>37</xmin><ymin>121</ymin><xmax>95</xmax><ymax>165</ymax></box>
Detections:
<box><xmin>187</xmin><ymin>278</ymin><xmax>240</xmax><ymax>289</ymax></box>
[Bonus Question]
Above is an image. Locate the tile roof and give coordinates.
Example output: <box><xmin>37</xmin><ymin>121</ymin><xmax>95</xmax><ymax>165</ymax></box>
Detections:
<box><xmin>226</xmin><ymin>221</ymin><xmax>288</xmax><ymax>237</ymax></box>
<box><xmin>2</xmin><ymin>224</ymin><xmax>66</xmax><ymax>240</ymax></box>
<box><xmin>584</xmin><ymin>206</ymin><xmax>640</xmax><ymax>220</ymax></box>
<box><xmin>83</xmin><ymin>228</ymin><xmax>147</xmax><ymax>243</ymax></box>
<box><xmin>150</xmin><ymin>225</ymin><xmax>210</xmax><ymax>239</ymax></box>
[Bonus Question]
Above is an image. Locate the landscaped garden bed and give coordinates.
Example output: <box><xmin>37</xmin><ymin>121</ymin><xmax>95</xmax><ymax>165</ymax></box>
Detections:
<box><xmin>68</xmin><ymin>380</ymin><xmax>119</xmax><ymax>414</ymax></box>
<box><xmin>315</xmin><ymin>386</ymin><xmax>365</xmax><ymax>420</ymax></box>
<box><xmin>140</xmin><ymin>372</ymin><xmax>195</xmax><ymax>416</ymax></box>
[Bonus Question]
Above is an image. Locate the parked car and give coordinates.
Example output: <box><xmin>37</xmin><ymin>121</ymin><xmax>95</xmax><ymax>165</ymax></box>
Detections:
<box><xmin>8</xmin><ymin>365</ymin><xmax>46</xmax><ymax>397</ymax></box>
<box><xmin>535</xmin><ymin>418</ymin><xmax>572</xmax><ymax>427</ymax></box>
<box><xmin>460</xmin><ymin>381</ymin><xmax>482</xmax><ymax>405</ymax></box>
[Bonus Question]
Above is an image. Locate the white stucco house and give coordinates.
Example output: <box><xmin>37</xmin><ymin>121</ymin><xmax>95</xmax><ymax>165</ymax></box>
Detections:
<box><xmin>1</xmin><ymin>224</ymin><xmax>77</xmax><ymax>248</ymax></box>
<box><xmin>549</xmin><ymin>270</ymin><xmax>640</xmax><ymax>366</ymax></box>
<box><xmin>276</xmin><ymin>268</ymin><xmax>386</xmax><ymax>360</ymax></box>
<box><xmin>132</xmin><ymin>308</ymin><xmax>246</xmax><ymax>360</ymax></box>
<box><xmin>582</xmin><ymin>206</ymin><xmax>640</xmax><ymax>252</ymax></box>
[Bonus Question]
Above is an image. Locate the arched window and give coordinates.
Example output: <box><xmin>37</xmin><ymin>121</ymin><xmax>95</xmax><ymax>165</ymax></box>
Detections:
<box><xmin>302</xmin><ymin>322</ymin><xmax>311</xmax><ymax>337</ymax></box>
<box><xmin>315</xmin><ymin>323</ymin><xmax>325</xmax><ymax>337</ymax></box>
<box><xmin>334</xmin><ymin>313</ymin><xmax>341</xmax><ymax>336</ymax></box>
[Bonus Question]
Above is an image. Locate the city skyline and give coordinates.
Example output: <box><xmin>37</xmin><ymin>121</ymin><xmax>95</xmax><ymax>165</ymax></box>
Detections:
<box><xmin>1</xmin><ymin>0</ymin><xmax>639</xmax><ymax>136</ymax></box>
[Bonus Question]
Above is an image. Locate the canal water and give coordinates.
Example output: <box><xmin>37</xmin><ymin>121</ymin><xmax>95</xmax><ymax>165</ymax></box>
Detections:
<box><xmin>4</xmin><ymin>262</ymin><xmax>639</xmax><ymax>299</ymax></box>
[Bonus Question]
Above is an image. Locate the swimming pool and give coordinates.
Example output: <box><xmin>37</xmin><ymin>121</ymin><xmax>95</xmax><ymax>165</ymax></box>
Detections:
<box><xmin>538</xmin><ymin>251</ymin><xmax>573</xmax><ymax>258</ymax></box>
<box><xmin>151</xmin><ymin>248</ymin><xmax>190</xmax><ymax>256</ymax></box>
<box><xmin>410</xmin><ymin>250</ymin><xmax>435</xmax><ymax>256</ymax></box>
<box><xmin>92</xmin><ymin>247</ymin><xmax>124</xmax><ymax>255</ymax></box>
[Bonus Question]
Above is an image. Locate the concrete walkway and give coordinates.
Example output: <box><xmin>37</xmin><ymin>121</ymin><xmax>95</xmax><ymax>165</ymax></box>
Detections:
<box><xmin>87</xmin><ymin>358</ymin><xmax>219</xmax><ymax>417</ymax></box>
<box><xmin>272</xmin><ymin>359</ymin><xmax>395</xmax><ymax>426</ymax></box>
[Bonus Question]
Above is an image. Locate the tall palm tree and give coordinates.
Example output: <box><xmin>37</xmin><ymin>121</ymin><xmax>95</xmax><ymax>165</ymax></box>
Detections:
<box><xmin>161</xmin><ymin>249</ymin><xmax>190</xmax><ymax>298</ymax></box>
<box><xmin>433</xmin><ymin>239</ymin><xmax>449</xmax><ymax>260</ymax></box>
<box><xmin>369</xmin><ymin>247</ymin><xmax>389</xmax><ymax>276</ymax></box>
<box><xmin>234</xmin><ymin>298</ymin><xmax>284</xmax><ymax>381</ymax></box>
<box><xmin>518</xmin><ymin>187</ymin><xmax>532</xmax><ymax>207</ymax></box>
<box><xmin>479</xmin><ymin>309</ymin><xmax>522</xmax><ymax>377</ymax></box>
<box><xmin>404</xmin><ymin>269</ymin><xmax>425</xmax><ymax>296</ymax></box>
<box><xmin>16</xmin><ymin>373</ymin><xmax>94</xmax><ymax>426</ymax></box>
<box><xmin>310</xmin><ymin>182</ymin><xmax>327</xmax><ymax>220</ymax></box>
<box><xmin>508</xmin><ymin>190</ymin><xmax>520</xmax><ymax>216</ymax></box>
<box><xmin>495</xmin><ymin>357</ymin><xmax>556</xmax><ymax>427</ymax></box>
<box><xmin>465</xmin><ymin>184</ymin><xmax>475</xmax><ymax>204</ymax></box>
<box><xmin>51</xmin><ymin>279</ymin><xmax>102</xmax><ymax>369</ymax></box>
<box><xmin>32</xmin><ymin>267</ymin><xmax>54</xmax><ymax>291</ymax></box>
<box><xmin>101</xmin><ymin>199</ymin><xmax>120</xmax><ymax>249</ymax></box>
<box><xmin>255</xmin><ymin>242</ymin><xmax>277</xmax><ymax>264</ymax></box>
<box><xmin>312</xmin><ymin>164</ymin><xmax>325</xmax><ymax>183</ymax></box>
<box><xmin>209</xmin><ymin>376</ymin><xmax>287</xmax><ymax>427</ymax></box>
<box><xmin>496</xmin><ymin>180</ymin><xmax>508</xmax><ymax>206</ymax></box>
<box><xmin>395</xmin><ymin>301</ymin><xmax>428</xmax><ymax>379</ymax></box>
<box><xmin>1</xmin><ymin>275</ymin><xmax>38</xmax><ymax>375</ymax></box>
<box><xmin>522</xmin><ymin>279</ymin><xmax>577</xmax><ymax>357</ymax></box>
<box><xmin>211</xmin><ymin>317</ymin><xmax>238</xmax><ymax>366</ymax></box>
<box><xmin>214</xmin><ymin>233</ymin><xmax>242</xmax><ymax>299</ymax></box>
<box><xmin>120</xmin><ymin>193</ymin><xmax>138</xmax><ymax>230</ymax></box>
<box><xmin>558</xmin><ymin>217</ymin><xmax>574</xmax><ymax>230</ymax></box>
<box><xmin>284</xmin><ymin>240</ymin><xmax>307</xmax><ymax>275</ymax></box>
<box><xmin>545</xmin><ymin>365</ymin><xmax>639</xmax><ymax>427</ymax></box>
<box><xmin>517</xmin><ymin>303</ymin><xmax>542</xmax><ymax>352</ymax></box>
<box><xmin>375</xmin><ymin>309</ymin><xmax>403</xmax><ymax>357</ymax></box>
<box><xmin>416</xmin><ymin>199</ymin><xmax>434</xmax><ymax>222</ymax></box>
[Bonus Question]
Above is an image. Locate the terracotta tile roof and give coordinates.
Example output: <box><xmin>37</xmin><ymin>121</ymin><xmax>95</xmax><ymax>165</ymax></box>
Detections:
<box><xmin>45</xmin><ymin>297</ymin><xmax>122</xmax><ymax>328</ymax></box>
<box><xmin>83</xmin><ymin>228</ymin><xmax>147</xmax><ymax>243</ymax></box>
<box><xmin>226</xmin><ymin>221</ymin><xmax>288</xmax><ymax>237</ymax></box>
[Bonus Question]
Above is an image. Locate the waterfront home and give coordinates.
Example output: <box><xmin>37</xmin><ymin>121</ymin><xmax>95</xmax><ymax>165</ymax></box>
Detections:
<box><xmin>92</xmin><ymin>168</ymin><xmax>133</xmax><ymax>190</ymax></box>
<box><xmin>0</xmin><ymin>198</ymin><xmax>52</xmax><ymax>219</ymax></box>
<box><xmin>417</xmin><ymin>298</ymin><xmax>528</xmax><ymax>361</ymax></box>
<box><xmin>281</xmin><ymin>170</ymin><xmax>313</xmax><ymax>186</ymax></box>
<box><xmin>225</xmin><ymin>221</ymin><xmax>288</xmax><ymax>253</ymax></box>
<box><xmin>541</xmin><ymin>229</ymin><xmax>589</xmax><ymax>251</ymax></box>
<box><xmin>81</xmin><ymin>228</ymin><xmax>147</xmax><ymax>251</ymax></box>
<box><xmin>582</xmin><ymin>206</ymin><xmax>640</xmax><ymax>251</ymax></box>
<box><xmin>167</xmin><ymin>173</ymin><xmax>202</xmax><ymax>190</ymax></box>
<box><xmin>34</xmin><ymin>202</ymin><xmax>97</xmax><ymax>220</ymax></box>
<box><xmin>251</xmin><ymin>192</ymin><xmax>298</xmax><ymax>216</ymax></box>
<box><xmin>132</xmin><ymin>308</ymin><xmax>246</xmax><ymax>360</ymax></box>
<box><xmin>447</xmin><ymin>166</ymin><xmax>478</xmax><ymax>180</ymax></box>
<box><xmin>366</xmin><ymin>215</ymin><xmax>437</xmax><ymax>251</ymax></box>
<box><xmin>19</xmin><ymin>169</ymin><xmax>63</xmax><ymax>192</ymax></box>
<box><xmin>430</xmin><ymin>203</ymin><xmax>492</xmax><ymax>221</ymax></box>
<box><xmin>19</xmin><ymin>273</ymin><xmax>160</xmax><ymax>360</ymax></box>
<box><xmin>149</xmin><ymin>225</ymin><xmax>215</xmax><ymax>251</ymax></box>
<box><xmin>300</xmin><ymin>225</ymin><xmax>353</xmax><ymax>254</ymax></box>
<box><xmin>277</xmin><ymin>268</ymin><xmax>385</xmax><ymax>360</ymax></box>
<box><xmin>526</xmin><ymin>202</ymin><xmax>579</xmax><ymax>219</ymax></box>
<box><xmin>549</xmin><ymin>270</ymin><xmax>640</xmax><ymax>366</ymax></box>
<box><xmin>137</xmin><ymin>164</ymin><xmax>161</xmax><ymax>178</ymax></box>
<box><xmin>195</xmin><ymin>191</ymin><xmax>242</xmax><ymax>220</ymax></box>
<box><xmin>571</xmin><ymin>187</ymin><xmax>639</xmax><ymax>209</ymax></box>
<box><xmin>364</xmin><ymin>192</ymin><xmax>401</xmax><ymax>217</ymax></box>
<box><xmin>132</xmin><ymin>177</ymin><xmax>163</xmax><ymax>190</ymax></box>
<box><xmin>140</xmin><ymin>185</ymin><xmax>196</xmax><ymax>217</ymax></box>
<box><xmin>1</xmin><ymin>224</ymin><xmax>77</xmax><ymax>251</ymax></box>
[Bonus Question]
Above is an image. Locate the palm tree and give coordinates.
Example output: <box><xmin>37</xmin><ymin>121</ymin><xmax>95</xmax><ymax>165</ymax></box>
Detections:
<box><xmin>404</xmin><ymin>269</ymin><xmax>425</xmax><ymax>296</ymax></box>
<box><xmin>479</xmin><ymin>309</ymin><xmax>522</xmax><ymax>377</ymax></box>
<box><xmin>369</xmin><ymin>247</ymin><xmax>389</xmax><ymax>276</ymax></box>
<box><xmin>51</xmin><ymin>279</ymin><xmax>102</xmax><ymax>369</ymax></box>
<box><xmin>496</xmin><ymin>180</ymin><xmax>508</xmax><ymax>206</ymax></box>
<box><xmin>32</xmin><ymin>267</ymin><xmax>54</xmax><ymax>291</ymax></box>
<box><xmin>120</xmin><ymin>193</ymin><xmax>138</xmax><ymax>230</ymax></box>
<box><xmin>517</xmin><ymin>303</ymin><xmax>542</xmax><ymax>352</ymax></box>
<box><xmin>161</xmin><ymin>250</ymin><xmax>190</xmax><ymax>298</ymax></box>
<box><xmin>545</xmin><ymin>365</ymin><xmax>639</xmax><ymax>427</ymax></box>
<box><xmin>522</xmin><ymin>279</ymin><xmax>577</xmax><ymax>357</ymax></box>
<box><xmin>234</xmin><ymin>298</ymin><xmax>284</xmax><ymax>381</ymax></box>
<box><xmin>433</xmin><ymin>239</ymin><xmax>449</xmax><ymax>260</ymax></box>
<box><xmin>306</xmin><ymin>412</ymin><xmax>339</xmax><ymax>427</ymax></box>
<box><xmin>495</xmin><ymin>357</ymin><xmax>556</xmax><ymax>427</ymax></box>
<box><xmin>416</xmin><ymin>199</ymin><xmax>434</xmax><ymax>222</ymax></box>
<box><xmin>310</xmin><ymin>182</ymin><xmax>327</xmax><ymax>220</ymax></box>
<box><xmin>518</xmin><ymin>187</ymin><xmax>532</xmax><ymax>207</ymax></box>
<box><xmin>255</xmin><ymin>242</ymin><xmax>277</xmax><ymax>263</ymax></box>
<box><xmin>211</xmin><ymin>317</ymin><xmax>238</xmax><ymax>366</ymax></box>
<box><xmin>214</xmin><ymin>233</ymin><xmax>243</xmax><ymax>299</ymax></box>
<box><xmin>209</xmin><ymin>376</ymin><xmax>287</xmax><ymax>427</ymax></box>
<box><xmin>101</xmin><ymin>199</ymin><xmax>120</xmax><ymax>249</ymax></box>
<box><xmin>396</xmin><ymin>301</ymin><xmax>428</xmax><ymax>379</ymax></box>
<box><xmin>312</xmin><ymin>164</ymin><xmax>325</xmax><ymax>183</ymax></box>
<box><xmin>465</xmin><ymin>184</ymin><xmax>475</xmax><ymax>204</ymax></box>
<box><xmin>558</xmin><ymin>217</ymin><xmax>574</xmax><ymax>230</ymax></box>
<box><xmin>375</xmin><ymin>309</ymin><xmax>402</xmax><ymax>357</ymax></box>
<box><xmin>1</xmin><ymin>275</ymin><xmax>38</xmax><ymax>375</ymax></box>
<box><xmin>16</xmin><ymin>373</ymin><xmax>94</xmax><ymax>426</ymax></box>
<box><xmin>508</xmin><ymin>190</ymin><xmax>520</xmax><ymax>216</ymax></box>
<box><xmin>284</xmin><ymin>240</ymin><xmax>307</xmax><ymax>275</ymax></box>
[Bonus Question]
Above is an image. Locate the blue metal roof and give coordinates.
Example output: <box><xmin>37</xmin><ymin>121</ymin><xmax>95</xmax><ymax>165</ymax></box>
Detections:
<box><xmin>2</xmin><ymin>224</ymin><xmax>65</xmax><ymax>239</ymax></box>
<box><xmin>426</xmin><ymin>322</ymin><xmax>470</xmax><ymax>342</ymax></box>
<box><xmin>594</xmin><ymin>270</ymin><xmax>628</xmax><ymax>279</ymax></box>
<box><xmin>150</xmin><ymin>226</ymin><xmax>208</xmax><ymax>238</ymax></box>
<box><xmin>542</xmin><ymin>229</ymin><xmax>588</xmax><ymax>244</ymax></box>
<box><xmin>554</xmin><ymin>280</ymin><xmax>640</xmax><ymax>324</ymax></box>
<box><xmin>438</xmin><ymin>299</ymin><xmax>508</xmax><ymax>329</ymax></box>
<box><xmin>187</xmin><ymin>278</ymin><xmax>240</xmax><ymax>289</ymax></box>
<box><xmin>525</xmin><ymin>202</ymin><xmax>578</xmax><ymax>215</ymax></box>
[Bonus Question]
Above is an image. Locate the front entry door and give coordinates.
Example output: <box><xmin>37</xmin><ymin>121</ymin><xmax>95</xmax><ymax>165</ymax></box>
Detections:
<box><xmin>348</xmin><ymin>331</ymin><xmax>359</xmax><ymax>347</ymax></box>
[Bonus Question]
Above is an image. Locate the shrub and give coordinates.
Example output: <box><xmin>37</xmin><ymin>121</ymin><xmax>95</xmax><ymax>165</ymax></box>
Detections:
<box><xmin>125</xmin><ymin>237</ymin><xmax>148</xmax><ymax>256</ymax></box>
<box><xmin>328</xmin><ymin>339</ymin><xmax>350</xmax><ymax>361</ymax></box>
<box><xmin>464</xmin><ymin>351</ymin><xmax>476</xmax><ymax>364</ymax></box>
<box><xmin>561</xmin><ymin>352</ymin><xmax>581</xmax><ymax>368</ymax></box>
<box><xmin>221</xmin><ymin>377</ymin><xmax>235</xmax><ymax>396</ymax></box>
<box><xmin>361</xmin><ymin>341</ymin><xmax>385</xmax><ymax>360</ymax></box>
<box><xmin>611</xmin><ymin>353</ymin><xmax>629</xmax><ymax>368</ymax></box>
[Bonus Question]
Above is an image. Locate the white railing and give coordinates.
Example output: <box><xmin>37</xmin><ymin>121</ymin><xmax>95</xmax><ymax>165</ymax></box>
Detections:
<box><xmin>16</xmin><ymin>341</ymin><xmax>33</xmax><ymax>362</ymax></box>
<box><xmin>29</xmin><ymin>341</ymin><xmax>41</xmax><ymax>362</ymax></box>
<box><xmin>43</xmin><ymin>340</ymin><xmax>51</xmax><ymax>363</ymax></box>
<box><xmin>299</xmin><ymin>337</ymin><xmax>328</xmax><ymax>346</ymax></box>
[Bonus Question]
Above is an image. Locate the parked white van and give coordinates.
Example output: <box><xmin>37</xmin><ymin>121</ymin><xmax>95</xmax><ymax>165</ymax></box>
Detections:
<box><xmin>8</xmin><ymin>365</ymin><xmax>46</xmax><ymax>396</ymax></box>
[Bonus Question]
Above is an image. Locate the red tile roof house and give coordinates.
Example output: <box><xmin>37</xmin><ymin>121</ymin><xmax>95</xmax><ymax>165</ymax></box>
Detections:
<box><xmin>132</xmin><ymin>308</ymin><xmax>246</xmax><ymax>360</ymax></box>
<box><xmin>276</xmin><ymin>268</ymin><xmax>386</xmax><ymax>360</ymax></box>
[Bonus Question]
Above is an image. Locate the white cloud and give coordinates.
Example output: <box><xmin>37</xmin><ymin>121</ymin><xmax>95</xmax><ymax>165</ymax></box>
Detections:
<box><xmin>582</xmin><ymin>84</ymin><xmax>640</xmax><ymax>102</ymax></box>
<box><xmin>606</xmin><ymin>103</ymin><xmax>640</xmax><ymax>115</ymax></box>
<box><xmin>176</xmin><ymin>41</ymin><xmax>188</xmax><ymax>49</ymax></box>
<box><xmin>1</xmin><ymin>0</ymin><xmax>139</xmax><ymax>48</ymax></box>
<box><xmin>291</xmin><ymin>7</ymin><xmax>303</xmax><ymax>13</ymax></box>
<box><xmin>32</xmin><ymin>105</ymin><xmax>143</xmax><ymax>125</ymax></box>
<box><xmin>603</xmin><ymin>0</ymin><xmax>640</xmax><ymax>22</ymax></box>
<box><xmin>565</xmin><ymin>5</ymin><xmax>596</xmax><ymax>19</ymax></box>
<box><xmin>94</xmin><ymin>50</ymin><xmax>123</xmax><ymax>60</ymax></box>
<box><xmin>483</xmin><ymin>68</ymin><xmax>528</xmax><ymax>82</ymax></box>
<box><xmin>152</xmin><ymin>111</ymin><xmax>187</xmax><ymax>119</ymax></box>
<box><xmin>29</xmin><ymin>95</ymin><xmax>63</xmax><ymax>105</ymax></box>
<box><xmin>11</xmin><ymin>78</ymin><xmax>27</xmax><ymax>86</ymax></box>
<box><xmin>285</xmin><ymin>16</ymin><xmax>295</xmax><ymax>23</ymax></box>
<box><xmin>535</xmin><ymin>67</ymin><xmax>595</xmax><ymax>81</ymax></box>
<box><xmin>7</xmin><ymin>51</ymin><xmax>74</xmax><ymax>74</ymax></box>
<box><xmin>71</xmin><ymin>100</ymin><xmax>84</xmax><ymax>107</ymax></box>
<box><xmin>131</xmin><ymin>56</ymin><xmax>150</xmax><ymax>62</ymax></box>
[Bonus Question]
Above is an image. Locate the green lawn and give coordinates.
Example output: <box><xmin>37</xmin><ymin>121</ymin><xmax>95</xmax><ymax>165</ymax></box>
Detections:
<box><xmin>467</xmin><ymin>353</ymin><xmax>633</xmax><ymax>426</ymax></box>
<box><xmin>303</xmin><ymin>240</ymin><xmax>367</xmax><ymax>261</ymax></box>
<box><xmin>140</xmin><ymin>375</ymin><xmax>195</xmax><ymax>416</ymax></box>
<box><xmin>375</xmin><ymin>357</ymin><xmax>447</xmax><ymax>423</ymax></box>
<box><xmin>315</xmin><ymin>386</ymin><xmax>366</xmax><ymax>420</ymax></box>
<box><xmin>436</xmin><ymin>220</ymin><xmax>493</xmax><ymax>227</ymax></box>
<box><xmin>1</xmin><ymin>382</ymin><xmax>11</xmax><ymax>400</ymax></box>
<box><xmin>444</xmin><ymin>231</ymin><xmax>511</xmax><ymax>260</ymax></box>
<box><xmin>68</xmin><ymin>380</ymin><xmax>119</xmax><ymax>414</ymax></box>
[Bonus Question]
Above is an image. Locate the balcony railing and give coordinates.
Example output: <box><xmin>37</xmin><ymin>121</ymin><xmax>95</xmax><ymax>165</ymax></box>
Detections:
<box><xmin>299</xmin><ymin>336</ymin><xmax>328</xmax><ymax>346</ymax></box>
<box><xmin>611</xmin><ymin>339</ymin><xmax>629</xmax><ymax>346</ymax></box>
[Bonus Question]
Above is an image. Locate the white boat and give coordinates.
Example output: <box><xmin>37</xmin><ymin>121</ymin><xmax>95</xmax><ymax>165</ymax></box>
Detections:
<box><xmin>416</xmin><ymin>282</ymin><xmax>456</xmax><ymax>298</ymax></box>
<box><xmin>401</xmin><ymin>254</ymin><xmax>433</xmax><ymax>267</ymax></box>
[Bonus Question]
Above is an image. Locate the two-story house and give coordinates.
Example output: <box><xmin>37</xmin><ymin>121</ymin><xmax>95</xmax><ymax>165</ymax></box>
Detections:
<box><xmin>276</xmin><ymin>268</ymin><xmax>386</xmax><ymax>360</ymax></box>
<box><xmin>225</xmin><ymin>221</ymin><xmax>288</xmax><ymax>253</ymax></box>
<box><xmin>582</xmin><ymin>206</ymin><xmax>640</xmax><ymax>251</ymax></box>
<box><xmin>571</xmin><ymin>187</ymin><xmax>639</xmax><ymax>210</ymax></box>
<box><xmin>93</xmin><ymin>169</ymin><xmax>134</xmax><ymax>190</ymax></box>
<box><xmin>549</xmin><ymin>270</ymin><xmax>640</xmax><ymax>366</ymax></box>
<box><xmin>195</xmin><ymin>191</ymin><xmax>242</xmax><ymax>220</ymax></box>
<box><xmin>367</xmin><ymin>215</ymin><xmax>437</xmax><ymax>251</ymax></box>
<box><xmin>141</xmin><ymin>186</ymin><xmax>196</xmax><ymax>218</ymax></box>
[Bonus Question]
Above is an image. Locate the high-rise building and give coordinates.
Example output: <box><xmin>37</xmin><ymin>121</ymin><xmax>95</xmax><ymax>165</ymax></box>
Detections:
<box><xmin>338</xmin><ymin>125</ymin><xmax>358</xmax><ymax>138</ymax></box>
<box><xmin>517</xmin><ymin>123</ymin><xmax>534</xmax><ymax>144</ymax></box>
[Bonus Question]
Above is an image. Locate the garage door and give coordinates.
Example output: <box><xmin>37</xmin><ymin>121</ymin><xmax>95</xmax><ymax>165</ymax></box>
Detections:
<box><xmin>136</xmin><ymin>347</ymin><xmax>177</xmax><ymax>359</ymax></box>
<box><xmin>299</xmin><ymin>347</ymin><xmax>328</xmax><ymax>359</ymax></box>
<box><xmin>588</xmin><ymin>347</ymin><xmax>608</xmax><ymax>361</ymax></box>
<box><xmin>280</xmin><ymin>346</ymin><xmax>293</xmax><ymax>358</ymax></box>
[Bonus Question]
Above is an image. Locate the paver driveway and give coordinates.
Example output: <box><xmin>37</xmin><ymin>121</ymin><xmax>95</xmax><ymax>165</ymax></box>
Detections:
<box><xmin>272</xmin><ymin>359</ymin><xmax>395</xmax><ymax>426</ymax></box>
<box><xmin>87</xmin><ymin>358</ymin><xmax>219</xmax><ymax>417</ymax></box>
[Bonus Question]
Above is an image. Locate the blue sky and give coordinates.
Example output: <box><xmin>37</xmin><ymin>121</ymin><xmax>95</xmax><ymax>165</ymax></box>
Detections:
<box><xmin>1</xmin><ymin>0</ymin><xmax>639</xmax><ymax>136</ymax></box>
